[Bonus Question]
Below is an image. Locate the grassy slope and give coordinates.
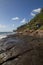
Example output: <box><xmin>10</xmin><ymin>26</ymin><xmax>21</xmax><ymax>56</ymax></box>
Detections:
<box><xmin>16</xmin><ymin>8</ymin><xmax>43</xmax><ymax>32</ymax></box>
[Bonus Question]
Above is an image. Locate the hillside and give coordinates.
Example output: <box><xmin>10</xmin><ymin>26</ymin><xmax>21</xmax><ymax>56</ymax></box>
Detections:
<box><xmin>16</xmin><ymin>8</ymin><xmax>43</xmax><ymax>32</ymax></box>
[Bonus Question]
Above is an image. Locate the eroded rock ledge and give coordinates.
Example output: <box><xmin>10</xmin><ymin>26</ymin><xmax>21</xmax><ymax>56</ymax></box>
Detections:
<box><xmin>0</xmin><ymin>34</ymin><xmax>43</xmax><ymax>65</ymax></box>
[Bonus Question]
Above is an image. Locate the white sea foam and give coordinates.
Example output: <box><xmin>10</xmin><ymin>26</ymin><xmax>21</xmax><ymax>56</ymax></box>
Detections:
<box><xmin>0</xmin><ymin>32</ymin><xmax>16</xmax><ymax>40</ymax></box>
<box><xmin>0</xmin><ymin>35</ymin><xmax>7</xmax><ymax>39</ymax></box>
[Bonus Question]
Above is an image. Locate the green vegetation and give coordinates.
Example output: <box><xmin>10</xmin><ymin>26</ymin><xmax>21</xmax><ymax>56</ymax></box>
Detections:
<box><xmin>16</xmin><ymin>8</ymin><xmax>43</xmax><ymax>32</ymax></box>
<box><xmin>39</xmin><ymin>26</ymin><xmax>43</xmax><ymax>30</ymax></box>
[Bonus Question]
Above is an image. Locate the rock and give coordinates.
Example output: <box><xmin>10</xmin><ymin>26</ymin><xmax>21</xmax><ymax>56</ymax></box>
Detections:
<box><xmin>0</xmin><ymin>34</ymin><xmax>43</xmax><ymax>65</ymax></box>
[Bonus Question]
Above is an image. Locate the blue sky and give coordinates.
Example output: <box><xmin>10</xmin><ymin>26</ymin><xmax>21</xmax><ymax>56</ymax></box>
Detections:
<box><xmin>0</xmin><ymin>0</ymin><xmax>43</xmax><ymax>32</ymax></box>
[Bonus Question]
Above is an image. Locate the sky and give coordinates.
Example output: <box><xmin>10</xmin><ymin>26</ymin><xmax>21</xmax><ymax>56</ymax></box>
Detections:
<box><xmin>0</xmin><ymin>0</ymin><xmax>43</xmax><ymax>32</ymax></box>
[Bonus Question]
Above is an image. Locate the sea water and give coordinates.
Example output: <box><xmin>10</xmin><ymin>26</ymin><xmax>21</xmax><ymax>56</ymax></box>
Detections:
<box><xmin>0</xmin><ymin>32</ymin><xmax>15</xmax><ymax>39</ymax></box>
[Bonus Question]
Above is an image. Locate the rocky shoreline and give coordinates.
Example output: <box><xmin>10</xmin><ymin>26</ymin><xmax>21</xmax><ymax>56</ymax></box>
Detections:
<box><xmin>0</xmin><ymin>33</ymin><xmax>43</xmax><ymax>65</ymax></box>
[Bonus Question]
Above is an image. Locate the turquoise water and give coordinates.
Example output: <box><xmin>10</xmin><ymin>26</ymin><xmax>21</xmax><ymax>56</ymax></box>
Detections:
<box><xmin>0</xmin><ymin>32</ymin><xmax>12</xmax><ymax>35</ymax></box>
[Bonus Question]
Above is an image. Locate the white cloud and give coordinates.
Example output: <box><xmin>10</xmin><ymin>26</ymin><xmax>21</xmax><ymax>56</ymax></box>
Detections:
<box><xmin>12</xmin><ymin>17</ymin><xmax>19</xmax><ymax>21</ymax></box>
<box><xmin>31</xmin><ymin>8</ymin><xmax>41</xmax><ymax>17</ymax></box>
<box><xmin>32</xmin><ymin>8</ymin><xmax>41</xmax><ymax>13</ymax></box>
<box><xmin>21</xmin><ymin>18</ymin><xmax>26</xmax><ymax>23</ymax></box>
<box><xmin>0</xmin><ymin>24</ymin><xmax>6</xmax><ymax>28</ymax></box>
<box><xmin>12</xmin><ymin>24</ymin><xmax>14</xmax><ymax>27</ymax></box>
<box><xmin>31</xmin><ymin>12</ymin><xmax>35</xmax><ymax>17</ymax></box>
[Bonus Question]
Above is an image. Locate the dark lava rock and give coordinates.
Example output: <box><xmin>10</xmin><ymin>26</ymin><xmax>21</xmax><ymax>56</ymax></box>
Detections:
<box><xmin>0</xmin><ymin>34</ymin><xmax>43</xmax><ymax>65</ymax></box>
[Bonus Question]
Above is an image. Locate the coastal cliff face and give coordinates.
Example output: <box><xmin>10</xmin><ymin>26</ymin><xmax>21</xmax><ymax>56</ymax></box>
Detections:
<box><xmin>0</xmin><ymin>34</ymin><xmax>43</xmax><ymax>65</ymax></box>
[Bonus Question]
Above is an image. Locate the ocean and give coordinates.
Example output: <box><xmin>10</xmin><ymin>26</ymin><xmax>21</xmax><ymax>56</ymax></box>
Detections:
<box><xmin>0</xmin><ymin>32</ymin><xmax>15</xmax><ymax>39</ymax></box>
